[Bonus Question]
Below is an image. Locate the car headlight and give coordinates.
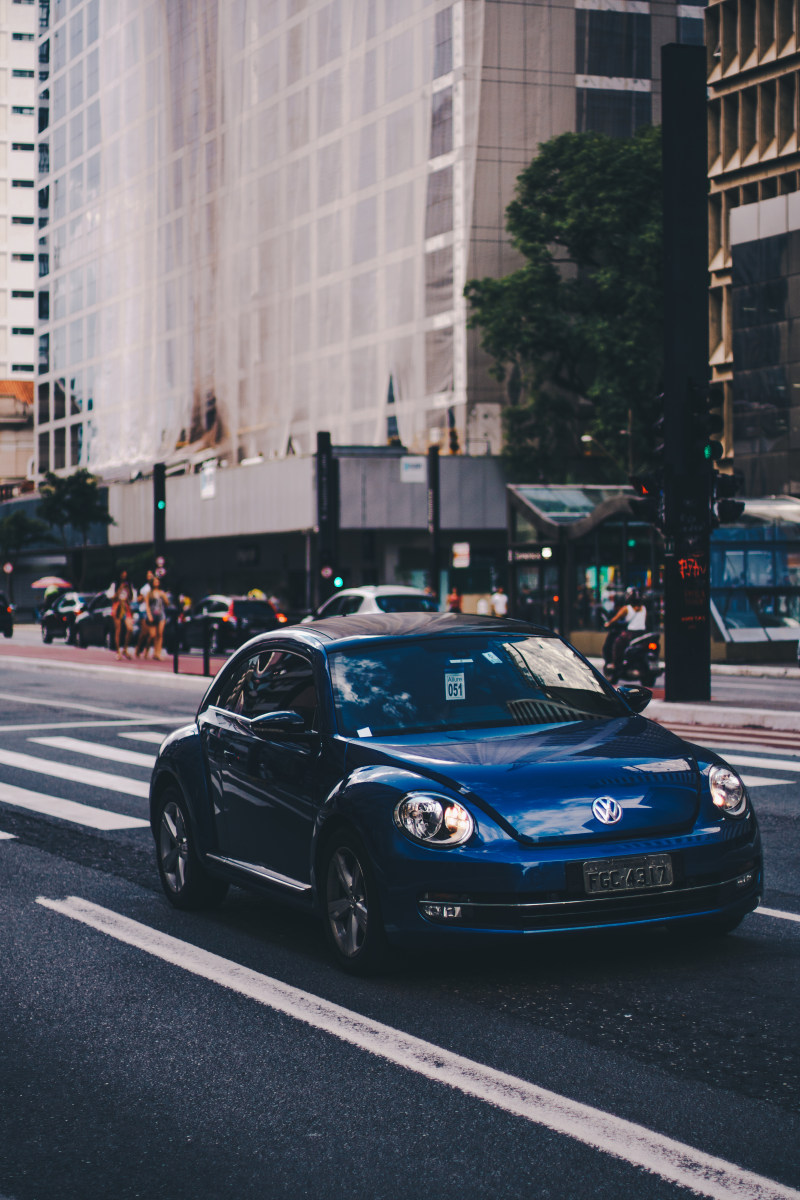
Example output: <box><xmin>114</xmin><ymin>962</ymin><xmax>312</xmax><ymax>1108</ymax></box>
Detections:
<box><xmin>394</xmin><ymin>793</ymin><xmax>474</xmax><ymax>847</ymax></box>
<box><xmin>709</xmin><ymin>764</ymin><xmax>747</xmax><ymax>817</ymax></box>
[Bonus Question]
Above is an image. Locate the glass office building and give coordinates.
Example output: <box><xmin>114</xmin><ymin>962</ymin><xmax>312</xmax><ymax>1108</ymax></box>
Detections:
<box><xmin>33</xmin><ymin>0</ymin><xmax>699</xmax><ymax>483</ymax></box>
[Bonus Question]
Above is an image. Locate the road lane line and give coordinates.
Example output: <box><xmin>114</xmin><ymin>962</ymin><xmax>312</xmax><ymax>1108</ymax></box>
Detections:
<box><xmin>739</xmin><ymin>776</ymin><xmax>793</xmax><ymax>788</ymax></box>
<box><xmin>31</xmin><ymin>736</ymin><xmax>156</xmax><ymax>769</ymax></box>
<box><xmin>714</xmin><ymin>754</ymin><xmax>800</xmax><ymax>774</ymax></box>
<box><xmin>0</xmin><ymin>719</ymin><xmax>176</xmax><ymax>733</ymax></box>
<box><xmin>0</xmin><ymin>784</ymin><xmax>148</xmax><ymax>830</ymax></box>
<box><xmin>37</xmin><ymin>895</ymin><xmax>800</xmax><ymax>1200</ymax></box>
<box><xmin>0</xmin><ymin>691</ymin><xmax>155</xmax><ymax>719</ymax></box>
<box><xmin>757</xmin><ymin>907</ymin><xmax>800</xmax><ymax>924</ymax></box>
<box><xmin>0</xmin><ymin>748</ymin><xmax>148</xmax><ymax>798</ymax></box>
<box><xmin>117</xmin><ymin>731</ymin><xmax>168</xmax><ymax>745</ymax></box>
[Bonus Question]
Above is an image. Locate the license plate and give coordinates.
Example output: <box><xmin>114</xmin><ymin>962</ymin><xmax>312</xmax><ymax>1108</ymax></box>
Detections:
<box><xmin>582</xmin><ymin>853</ymin><xmax>673</xmax><ymax>896</ymax></box>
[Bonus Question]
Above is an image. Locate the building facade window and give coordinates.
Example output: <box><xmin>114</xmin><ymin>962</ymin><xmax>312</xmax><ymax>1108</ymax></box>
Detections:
<box><xmin>576</xmin><ymin>88</ymin><xmax>652</xmax><ymax>136</ymax></box>
<box><xmin>575</xmin><ymin>11</ymin><xmax>651</xmax><ymax>79</ymax></box>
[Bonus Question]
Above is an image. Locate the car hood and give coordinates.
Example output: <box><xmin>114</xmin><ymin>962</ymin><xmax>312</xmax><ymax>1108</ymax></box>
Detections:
<box><xmin>350</xmin><ymin>716</ymin><xmax>702</xmax><ymax>844</ymax></box>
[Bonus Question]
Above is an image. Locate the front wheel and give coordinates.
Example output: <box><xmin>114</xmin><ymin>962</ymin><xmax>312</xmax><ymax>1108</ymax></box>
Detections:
<box><xmin>41</xmin><ymin>625</ymin><xmax>53</xmax><ymax>644</ymax></box>
<box><xmin>321</xmin><ymin>831</ymin><xmax>388</xmax><ymax>975</ymax></box>
<box><xmin>638</xmin><ymin>665</ymin><xmax>656</xmax><ymax>688</ymax></box>
<box><xmin>155</xmin><ymin>788</ymin><xmax>228</xmax><ymax>911</ymax></box>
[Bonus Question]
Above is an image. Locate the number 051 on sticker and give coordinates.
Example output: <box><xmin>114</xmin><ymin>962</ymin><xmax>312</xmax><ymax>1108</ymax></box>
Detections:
<box><xmin>445</xmin><ymin>672</ymin><xmax>465</xmax><ymax>701</ymax></box>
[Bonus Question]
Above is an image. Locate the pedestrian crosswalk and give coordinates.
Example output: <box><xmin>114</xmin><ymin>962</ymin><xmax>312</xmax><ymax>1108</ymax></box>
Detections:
<box><xmin>0</xmin><ymin>721</ymin><xmax>173</xmax><ymax>832</ymax></box>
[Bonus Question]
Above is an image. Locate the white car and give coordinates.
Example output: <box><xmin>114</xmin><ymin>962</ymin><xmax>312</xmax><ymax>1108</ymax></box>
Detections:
<box><xmin>302</xmin><ymin>584</ymin><xmax>439</xmax><ymax>622</ymax></box>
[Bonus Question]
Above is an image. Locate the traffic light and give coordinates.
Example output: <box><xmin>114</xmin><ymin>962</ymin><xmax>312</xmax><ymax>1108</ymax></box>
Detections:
<box><xmin>688</xmin><ymin>381</ymin><xmax>725</xmax><ymax>463</ymax></box>
<box><xmin>712</xmin><ymin>468</ymin><xmax>745</xmax><ymax>525</ymax></box>
<box><xmin>629</xmin><ymin>472</ymin><xmax>663</xmax><ymax>529</ymax></box>
<box><xmin>153</xmin><ymin>462</ymin><xmax>166</xmax><ymax>557</ymax></box>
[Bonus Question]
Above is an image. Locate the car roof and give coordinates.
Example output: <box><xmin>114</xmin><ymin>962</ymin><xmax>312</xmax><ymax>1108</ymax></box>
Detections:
<box><xmin>334</xmin><ymin>584</ymin><xmax>430</xmax><ymax>597</ymax></box>
<box><xmin>295</xmin><ymin>611</ymin><xmax>550</xmax><ymax>645</ymax></box>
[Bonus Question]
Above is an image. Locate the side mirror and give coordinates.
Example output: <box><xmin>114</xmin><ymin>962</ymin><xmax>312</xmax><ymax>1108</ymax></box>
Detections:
<box><xmin>617</xmin><ymin>684</ymin><xmax>652</xmax><ymax>714</ymax></box>
<box><xmin>249</xmin><ymin>710</ymin><xmax>306</xmax><ymax>734</ymax></box>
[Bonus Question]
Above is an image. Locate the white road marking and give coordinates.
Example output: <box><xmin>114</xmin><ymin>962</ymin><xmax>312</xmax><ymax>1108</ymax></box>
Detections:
<box><xmin>0</xmin><ymin>783</ymin><xmax>148</xmax><ymax>830</ymax></box>
<box><xmin>0</xmin><ymin>691</ymin><xmax>152</xmax><ymax>719</ymax></box>
<box><xmin>118</xmin><ymin>731</ymin><xmax>169</xmax><ymax>745</ymax></box>
<box><xmin>711</xmin><ymin>743</ymin><xmax>800</xmax><ymax>760</ymax></box>
<box><xmin>717</xmin><ymin>754</ymin><xmax>800</xmax><ymax>774</ymax></box>
<box><xmin>0</xmin><ymin>719</ymin><xmax>176</xmax><ymax>733</ymax></box>
<box><xmin>0</xmin><ymin>748</ymin><xmax>148</xmax><ymax>798</ymax></box>
<box><xmin>31</xmin><ymin>736</ymin><xmax>155</xmax><ymax>769</ymax></box>
<box><xmin>739</xmin><ymin>775</ymin><xmax>793</xmax><ymax>788</ymax></box>
<box><xmin>757</xmin><ymin>907</ymin><xmax>800</xmax><ymax>925</ymax></box>
<box><xmin>37</xmin><ymin>896</ymin><xmax>800</xmax><ymax>1200</ymax></box>
<box><xmin>0</xmin><ymin>830</ymin><xmax>16</xmax><ymax>839</ymax></box>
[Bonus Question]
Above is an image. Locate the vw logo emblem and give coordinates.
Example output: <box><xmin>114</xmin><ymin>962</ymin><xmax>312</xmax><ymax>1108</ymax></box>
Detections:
<box><xmin>592</xmin><ymin>796</ymin><xmax>623</xmax><ymax>825</ymax></box>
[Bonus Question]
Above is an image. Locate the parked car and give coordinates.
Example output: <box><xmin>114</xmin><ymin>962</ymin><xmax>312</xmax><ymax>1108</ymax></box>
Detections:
<box><xmin>150</xmin><ymin>612</ymin><xmax>762</xmax><ymax>975</ymax></box>
<box><xmin>302</xmin><ymin>584</ymin><xmax>439</xmax><ymax>622</ymax></box>
<box><xmin>40</xmin><ymin>591</ymin><xmax>93</xmax><ymax>644</ymax></box>
<box><xmin>0</xmin><ymin>590</ymin><xmax>12</xmax><ymax>638</ymax></box>
<box><xmin>177</xmin><ymin>594</ymin><xmax>285</xmax><ymax>654</ymax></box>
<box><xmin>73</xmin><ymin>591</ymin><xmax>118</xmax><ymax>649</ymax></box>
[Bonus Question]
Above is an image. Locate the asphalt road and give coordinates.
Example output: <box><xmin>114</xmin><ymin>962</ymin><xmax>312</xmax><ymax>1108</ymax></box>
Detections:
<box><xmin>0</xmin><ymin>660</ymin><xmax>798</xmax><ymax>1200</ymax></box>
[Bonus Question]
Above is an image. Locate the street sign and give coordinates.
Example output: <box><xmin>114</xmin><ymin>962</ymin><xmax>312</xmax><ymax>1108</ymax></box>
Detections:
<box><xmin>2</xmin><ymin>562</ymin><xmax>12</xmax><ymax>574</ymax></box>
<box><xmin>452</xmin><ymin>542</ymin><xmax>470</xmax><ymax>568</ymax></box>
<box><xmin>400</xmin><ymin>456</ymin><xmax>426</xmax><ymax>483</ymax></box>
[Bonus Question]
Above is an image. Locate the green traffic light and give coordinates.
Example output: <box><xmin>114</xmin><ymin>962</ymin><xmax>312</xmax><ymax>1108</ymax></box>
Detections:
<box><xmin>157</xmin><ymin>500</ymin><xmax>166</xmax><ymax>509</ymax></box>
<box><xmin>333</xmin><ymin>575</ymin><xmax>344</xmax><ymax>588</ymax></box>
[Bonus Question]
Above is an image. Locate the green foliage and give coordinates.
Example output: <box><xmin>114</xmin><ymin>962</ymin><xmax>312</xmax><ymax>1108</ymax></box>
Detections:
<box><xmin>38</xmin><ymin>469</ymin><xmax>115</xmax><ymax>550</ymax></box>
<box><xmin>465</xmin><ymin>126</ymin><xmax>663</xmax><ymax>482</ymax></box>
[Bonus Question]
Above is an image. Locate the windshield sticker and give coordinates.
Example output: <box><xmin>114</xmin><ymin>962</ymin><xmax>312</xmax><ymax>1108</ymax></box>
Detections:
<box><xmin>449</xmin><ymin>658</ymin><xmax>473</xmax><ymax>664</ymax></box>
<box><xmin>445</xmin><ymin>672</ymin><xmax>466</xmax><ymax>701</ymax></box>
<box><xmin>356</xmin><ymin>726</ymin><xmax>372</xmax><ymax>738</ymax></box>
<box><xmin>482</xmin><ymin>651</ymin><xmax>502</xmax><ymax>664</ymax></box>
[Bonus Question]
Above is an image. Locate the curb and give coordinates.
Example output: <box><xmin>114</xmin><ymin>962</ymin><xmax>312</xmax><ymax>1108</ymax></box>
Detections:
<box><xmin>647</xmin><ymin>699</ymin><xmax>800</xmax><ymax>733</ymax></box>
<box><xmin>0</xmin><ymin>651</ymin><xmax>213</xmax><ymax>688</ymax></box>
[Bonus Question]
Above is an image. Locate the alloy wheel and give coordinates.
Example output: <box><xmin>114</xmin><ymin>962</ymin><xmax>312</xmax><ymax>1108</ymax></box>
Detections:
<box><xmin>326</xmin><ymin>846</ymin><xmax>368</xmax><ymax>958</ymax></box>
<box><xmin>159</xmin><ymin>799</ymin><xmax>188</xmax><ymax>895</ymax></box>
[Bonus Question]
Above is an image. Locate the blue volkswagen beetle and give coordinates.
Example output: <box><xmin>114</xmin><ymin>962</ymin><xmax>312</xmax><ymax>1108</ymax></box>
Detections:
<box><xmin>149</xmin><ymin>613</ymin><xmax>762</xmax><ymax>973</ymax></box>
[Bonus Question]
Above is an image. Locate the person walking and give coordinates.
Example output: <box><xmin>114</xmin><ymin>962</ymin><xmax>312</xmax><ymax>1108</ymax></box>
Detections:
<box><xmin>134</xmin><ymin>570</ymin><xmax>155</xmax><ymax>658</ymax></box>
<box><xmin>490</xmin><ymin>585</ymin><xmax>508</xmax><ymax>617</ymax></box>
<box><xmin>112</xmin><ymin>570</ymin><xmax>134</xmax><ymax>660</ymax></box>
<box><xmin>446</xmin><ymin>587</ymin><xmax>462</xmax><ymax>613</ymax></box>
<box><xmin>146</xmin><ymin>576</ymin><xmax>168</xmax><ymax>660</ymax></box>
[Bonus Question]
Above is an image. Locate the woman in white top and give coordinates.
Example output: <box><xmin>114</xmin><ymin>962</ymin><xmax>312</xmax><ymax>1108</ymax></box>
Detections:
<box><xmin>603</xmin><ymin>590</ymin><xmax>647</xmax><ymax>668</ymax></box>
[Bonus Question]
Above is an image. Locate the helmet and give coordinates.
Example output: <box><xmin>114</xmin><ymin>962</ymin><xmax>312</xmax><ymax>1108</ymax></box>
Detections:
<box><xmin>626</xmin><ymin>588</ymin><xmax>642</xmax><ymax>604</ymax></box>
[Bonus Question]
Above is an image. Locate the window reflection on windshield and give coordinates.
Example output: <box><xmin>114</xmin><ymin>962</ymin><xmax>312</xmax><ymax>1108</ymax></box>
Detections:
<box><xmin>328</xmin><ymin>635</ymin><xmax>624</xmax><ymax>737</ymax></box>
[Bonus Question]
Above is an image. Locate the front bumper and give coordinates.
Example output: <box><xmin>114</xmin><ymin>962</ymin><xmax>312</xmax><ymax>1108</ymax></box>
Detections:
<box><xmin>376</xmin><ymin>820</ymin><xmax>762</xmax><ymax>946</ymax></box>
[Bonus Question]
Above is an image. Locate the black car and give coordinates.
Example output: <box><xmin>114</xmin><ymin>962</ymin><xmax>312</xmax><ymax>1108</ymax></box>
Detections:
<box><xmin>0</xmin><ymin>591</ymin><xmax>12</xmax><ymax>638</ymax></box>
<box><xmin>178</xmin><ymin>594</ymin><xmax>284</xmax><ymax>654</ymax></box>
<box><xmin>40</xmin><ymin>591</ymin><xmax>93</xmax><ymax>644</ymax></box>
<box><xmin>72</xmin><ymin>591</ymin><xmax>118</xmax><ymax>648</ymax></box>
<box><xmin>150</xmin><ymin>612</ymin><xmax>762</xmax><ymax>975</ymax></box>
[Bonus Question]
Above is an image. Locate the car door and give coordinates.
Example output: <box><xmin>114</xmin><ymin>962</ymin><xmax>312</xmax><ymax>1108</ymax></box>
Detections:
<box><xmin>200</xmin><ymin>647</ymin><xmax>331</xmax><ymax>887</ymax></box>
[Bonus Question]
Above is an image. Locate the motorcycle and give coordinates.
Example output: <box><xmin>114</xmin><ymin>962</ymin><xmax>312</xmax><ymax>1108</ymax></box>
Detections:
<box><xmin>602</xmin><ymin>630</ymin><xmax>662</xmax><ymax>688</ymax></box>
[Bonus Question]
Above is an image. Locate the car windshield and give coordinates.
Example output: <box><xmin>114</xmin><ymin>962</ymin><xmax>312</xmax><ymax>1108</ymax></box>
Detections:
<box><xmin>375</xmin><ymin>594</ymin><xmax>439</xmax><ymax>613</ymax></box>
<box><xmin>328</xmin><ymin>634</ymin><xmax>626</xmax><ymax>737</ymax></box>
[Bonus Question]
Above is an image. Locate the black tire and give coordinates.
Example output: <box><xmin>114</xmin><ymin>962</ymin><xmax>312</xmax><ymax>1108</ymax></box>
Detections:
<box><xmin>66</xmin><ymin>624</ymin><xmax>76</xmax><ymax>646</ymax></box>
<box><xmin>75</xmin><ymin>626</ymin><xmax>86</xmax><ymax>648</ymax></box>
<box><xmin>2</xmin><ymin>629</ymin><xmax>11</xmax><ymax>639</ymax></box>
<box><xmin>155</xmin><ymin>787</ymin><xmax>228</xmax><ymax>911</ymax></box>
<box><xmin>41</xmin><ymin>624</ymin><xmax>53</xmax><ymax>644</ymax></box>
<box><xmin>105</xmin><ymin>626</ymin><xmax>114</xmax><ymax>650</ymax></box>
<box><xmin>639</xmin><ymin>666</ymin><xmax>656</xmax><ymax>688</ymax></box>
<box><xmin>320</xmin><ymin>830</ymin><xmax>388</xmax><ymax>975</ymax></box>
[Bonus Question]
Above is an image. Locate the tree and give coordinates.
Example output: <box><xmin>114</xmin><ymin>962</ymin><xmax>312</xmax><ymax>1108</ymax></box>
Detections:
<box><xmin>465</xmin><ymin>126</ymin><xmax>663</xmax><ymax>482</ymax></box>
<box><xmin>0</xmin><ymin>509</ymin><xmax>51</xmax><ymax>601</ymax></box>
<box><xmin>38</xmin><ymin>469</ymin><xmax>116</xmax><ymax>585</ymax></box>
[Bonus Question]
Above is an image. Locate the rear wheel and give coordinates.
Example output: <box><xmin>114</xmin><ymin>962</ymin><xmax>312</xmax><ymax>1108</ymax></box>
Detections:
<box><xmin>41</xmin><ymin>624</ymin><xmax>53</xmax><ymax>644</ymax></box>
<box><xmin>639</xmin><ymin>665</ymin><xmax>656</xmax><ymax>688</ymax></box>
<box><xmin>155</xmin><ymin>787</ymin><xmax>228</xmax><ymax>911</ymax></box>
<box><xmin>321</xmin><ymin>830</ymin><xmax>388</xmax><ymax>975</ymax></box>
<box><xmin>76</xmin><ymin>626</ymin><xmax>86</xmax><ymax>648</ymax></box>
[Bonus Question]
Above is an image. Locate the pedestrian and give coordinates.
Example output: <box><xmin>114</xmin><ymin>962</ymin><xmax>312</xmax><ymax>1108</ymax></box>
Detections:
<box><xmin>476</xmin><ymin>595</ymin><xmax>490</xmax><ymax>616</ymax></box>
<box><xmin>112</xmin><ymin>570</ymin><xmax>134</xmax><ymax>660</ymax></box>
<box><xmin>134</xmin><ymin>570</ymin><xmax>155</xmax><ymax>659</ymax></box>
<box><xmin>446</xmin><ymin>586</ymin><xmax>461</xmax><ymax>613</ymax></box>
<box><xmin>490</xmin><ymin>585</ymin><xmax>508</xmax><ymax>617</ymax></box>
<box><xmin>146</xmin><ymin>575</ymin><xmax>168</xmax><ymax>660</ymax></box>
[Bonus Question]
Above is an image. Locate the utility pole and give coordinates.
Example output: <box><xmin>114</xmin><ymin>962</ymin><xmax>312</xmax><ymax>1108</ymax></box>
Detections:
<box><xmin>316</xmin><ymin>431</ymin><xmax>339</xmax><ymax>608</ymax></box>
<box><xmin>661</xmin><ymin>43</ymin><xmax>711</xmax><ymax>702</ymax></box>
<box><xmin>153</xmin><ymin>462</ymin><xmax>166</xmax><ymax>563</ymax></box>
<box><xmin>427</xmin><ymin>445</ymin><xmax>440</xmax><ymax>605</ymax></box>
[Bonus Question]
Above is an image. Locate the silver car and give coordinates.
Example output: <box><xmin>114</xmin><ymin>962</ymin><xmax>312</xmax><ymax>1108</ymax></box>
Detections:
<box><xmin>302</xmin><ymin>584</ymin><xmax>439</xmax><ymax>622</ymax></box>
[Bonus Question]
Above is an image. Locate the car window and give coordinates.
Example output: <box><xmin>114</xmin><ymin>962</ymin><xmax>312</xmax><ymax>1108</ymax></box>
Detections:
<box><xmin>340</xmin><ymin>596</ymin><xmax>363</xmax><ymax>615</ymax></box>
<box><xmin>232</xmin><ymin>600</ymin><xmax>276</xmax><ymax>620</ymax></box>
<box><xmin>216</xmin><ymin>649</ymin><xmax>318</xmax><ymax>729</ymax></box>
<box><xmin>317</xmin><ymin>595</ymin><xmax>345</xmax><ymax>618</ymax></box>
<box><xmin>329</xmin><ymin>633</ymin><xmax>626</xmax><ymax>737</ymax></box>
<box><xmin>375</xmin><ymin>594</ymin><xmax>439</xmax><ymax>613</ymax></box>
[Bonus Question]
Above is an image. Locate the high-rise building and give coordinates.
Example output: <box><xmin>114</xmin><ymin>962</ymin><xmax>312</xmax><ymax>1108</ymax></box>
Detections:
<box><xmin>707</xmin><ymin>0</ymin><xmax>800</xmax><ymax>494</ymax></box>
<box><xmin>33</xmin><ymin>0</ymin><xmax>701</xmax><ymax>489</ymax></box>
<box><xmin>0</xmin><ymin>0</ymin><xmax>37</xmax><ymax>387</ymax></box>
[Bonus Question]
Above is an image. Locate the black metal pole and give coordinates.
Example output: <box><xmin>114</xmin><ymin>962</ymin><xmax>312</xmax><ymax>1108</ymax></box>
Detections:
<box><xmin>661</xmin><ymin>43</ymin><xmax>711</xmax><ymax>702</ymax></box>
<box><xmin>427</xmin><ymin>446</ymin><xmax>441</xmax><ymax>605</ymax></box>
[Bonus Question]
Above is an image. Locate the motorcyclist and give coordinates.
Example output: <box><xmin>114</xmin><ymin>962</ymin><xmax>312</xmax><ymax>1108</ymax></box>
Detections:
<box><xmin>603</xmin><ymin>589</ymin><xmax>648</xmax><ymax>672</ymax></box>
